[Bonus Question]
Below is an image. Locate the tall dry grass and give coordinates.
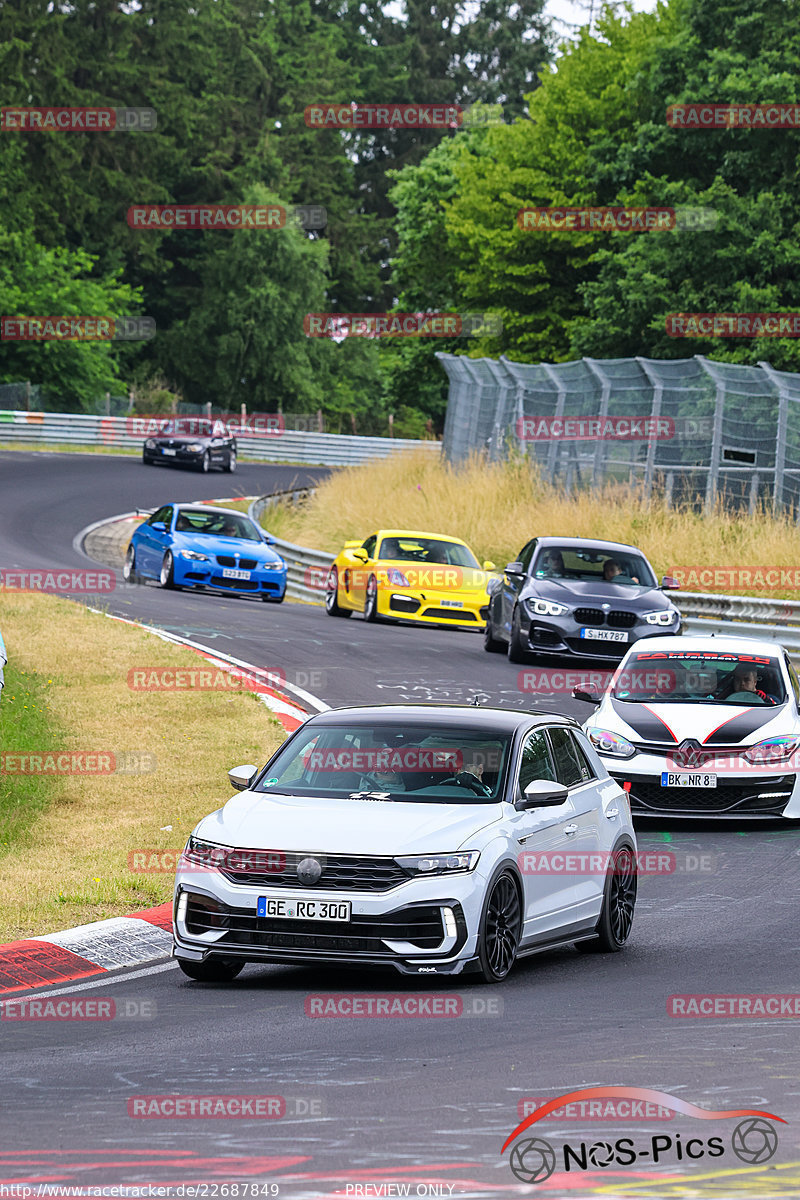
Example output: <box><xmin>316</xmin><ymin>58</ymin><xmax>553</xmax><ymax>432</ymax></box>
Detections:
<box><xmin>262</xmin><ymin>451</ymin><xmax>800</xmax><ymax>596</ymax></box>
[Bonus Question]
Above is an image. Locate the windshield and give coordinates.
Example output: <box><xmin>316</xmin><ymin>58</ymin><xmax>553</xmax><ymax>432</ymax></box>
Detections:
<box><xmin>377</xmin><ymin>536</ymin><xmax>480</xmax><ymax>569</ymax></box>
<box><xmin>174</xmin><ymin>509</ymin><xmax>262</xmax><ymax>541</ymax></box>
<box><xmin>612</xmin><ymin>651</ymin><xmax>786</xmax><ymax>706</ymax></box>
<box><xmin>532</xmin><ymin>546</ymin><xmax>656</xmax><ymax>587</ymax></box>
<box><xmin>254</xmin><ymin>722</ymin><xmax>511</xmax><ymax>803</ymax></box>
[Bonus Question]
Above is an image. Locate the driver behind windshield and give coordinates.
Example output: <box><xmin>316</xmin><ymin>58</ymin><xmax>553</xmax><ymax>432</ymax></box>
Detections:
<box><xmin>603</xmin><ymin>558</ymin><xmax>640</xmax><ymax>584</ymax></box>
<box><xmin>539</xmin><ymin>549</ymin><xmax>565</xmax><ymax>577</ymax></box>
<box><xmin>715</xmin><ymin>664</ymin><xmax>778</xmax><ymax>705</ymax></box>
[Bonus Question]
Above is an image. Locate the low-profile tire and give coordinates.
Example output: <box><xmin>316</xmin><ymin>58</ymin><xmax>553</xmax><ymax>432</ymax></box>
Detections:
<box><xmin>475</xmin><ymin>871</ymin><xmax>522</xmax><ymax>984</ymax></box>
<box><xmin>507</xmin><ymin>606</ymin><xmax>530</xmax><ymax>663</ymax></box>
<box><xmin>575</xmin><ymin>843</ymin><xmax>637</xmax><ymax>954</ymax></box>
<box><xmin>123</xmin><ymin>544</ymin><xmax>142</xmax><ymax>585</ymax></box>
<box><xmin>199</xmin><ymin>450</ymin><xmax>211</xmax><ymax>473</ymax></box>
<box><xmin>177</xmin><ymin>956</ymin><xmax>244</xmax><ymax>982</ymax></box>
<box><xmin>159</xmin><ymin>550</ymin><xmax>177</xmax><ymax>589</ymax></box>
<box><xmin>325</xmin><ymin>566</ymin><xmax>352</xmax><ymax>617</ymax></box>
<box><xmin>225</xmin><ymin>450</ymin><xmax>237</xmax><ymax>473</ymax></box>
<box><xmin>142</xmin><ymin>453</ymin><xmax>154</xmax><ymax>466</ymax></box>
<box><xmin>483</xmin><ymin>613</ymin><xmax>505</xmax><ymax>652</ymax></box>
<box><xmin>363</xmin><ymin>574</ymin><xmax>380</xmax><ymax>622</ymax></box>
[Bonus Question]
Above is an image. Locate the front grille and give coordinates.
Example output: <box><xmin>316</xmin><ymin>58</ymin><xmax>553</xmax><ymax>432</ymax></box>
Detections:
<box><xmin>185</xmin><ymin>898</ymin><xmax>446</xmax><ymax>954</ymax></box>
<box><xmin>220</xmin><ymin>851</ymin><xmax>411</xmax><ymax>892</ymax></box>
<box><xmin>422</xmin><ymin>607</ymin><xmax>478</xmax><ymax>621</ymax></box>
<box><xmin>217</xmin><ymin>556</ymin><xmax>259</xmax><ymax>569</ymax></box>
<box><xmin>626</xmin><ymin>776</ymin><xmax>793</xmax><ymax>814</ymax></box>
<box><xmin>607</xmin><ymin>610</ymin><xmax>637</xmax><ymax>629</ymax></box>
<box><xmin>209</xmin><ymin>575</ymin><xmax>259</xmax><ymax>590</ymax></box>
<box><xmin>575</xmin><ymin>608</ymin><xmax>605</xmax><ymax>626</ymax></box>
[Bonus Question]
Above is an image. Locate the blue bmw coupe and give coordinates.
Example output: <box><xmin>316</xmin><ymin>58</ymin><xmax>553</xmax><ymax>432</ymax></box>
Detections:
<box><xmin>123</xmin><ymin>504</ymin><xmax>287</xmax><ymax>602</ymax></box>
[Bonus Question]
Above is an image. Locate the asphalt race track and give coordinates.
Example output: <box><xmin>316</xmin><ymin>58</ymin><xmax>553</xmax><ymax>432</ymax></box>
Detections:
<box><xmin>1</xmin><ymin>449</ymin><xmax>799</xmax><ymax>1197</ymax></box>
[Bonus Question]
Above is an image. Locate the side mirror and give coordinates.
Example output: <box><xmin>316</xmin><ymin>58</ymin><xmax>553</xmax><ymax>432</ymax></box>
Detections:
<box><xmin>150</xmin><ymin>521</ymin><xmax>167</xmax><ymax>533</ymax></box>
<box><xmin>262</xmin><ymin>533</ymin><xmax>273</xmax><ymax>545</ymax></box>
<box><xmin>483</xmin><ymin>560</ymin><xmax>496</xmax><ymax>572</ymax></box>
<box><xmin>343</xmin><ymin>540</ymin><xmax>362</xmax><ymax>550</ymax></box>
<box><xmin>351</xmin><ymin>548</ymin><xmax>369</xmax><ymax>564</ymax></box>
<box><xmin>505</xmin><ymin>560</ymin><xmax>524</xmax><ymax>576</ymax></box>
<box><xmin>517</xmin><ymin>779</ymin><xmax>569</xmax><ymax>809</ymax></box>
<box><xmin>572</xmin><ymin>687</ymin><xmax>601</xmax><ymax>705</ymax></box>
<box><xmin>661</xmin><ymin>575</ymin><xmax>680</xmax><ymax>590</ymax></box>
<box><xmin>228</xmin><ymin>764</ymin><xmax>258</xmax><ymax>791</ymax></box>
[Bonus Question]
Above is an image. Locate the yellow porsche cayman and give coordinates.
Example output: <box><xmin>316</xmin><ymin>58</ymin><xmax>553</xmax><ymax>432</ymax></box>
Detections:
<box><xmin>325</xmin><ymin>529</ymin><xmax>496</xmax><ymax>627</ymax></box>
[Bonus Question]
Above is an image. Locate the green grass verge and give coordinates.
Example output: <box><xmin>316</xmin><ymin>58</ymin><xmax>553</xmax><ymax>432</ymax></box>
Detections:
<box><xmin>0</xmin><ymin>664</ymin><xmax>64</xmax><ymax>851</ymax></box>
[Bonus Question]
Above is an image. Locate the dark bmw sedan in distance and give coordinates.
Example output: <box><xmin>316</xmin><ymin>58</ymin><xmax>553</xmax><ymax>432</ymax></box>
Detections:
<box><xmin>142</xmin><ymin>418</ymin><xmax>237</xmax><ymax>473</ymax></box>
<box><xmin>484</xmin><ymin>536</ymin><xmax>682</xmax><ymax>662</ymax></box>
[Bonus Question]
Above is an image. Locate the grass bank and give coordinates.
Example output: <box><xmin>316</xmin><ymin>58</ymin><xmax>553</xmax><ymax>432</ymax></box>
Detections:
<box><xmin>0</xmin><ymin>593</ymin><xmax>284</xmax><ymax>940</ymax></box>
<box><xmin>257</xmin><ymin>451</ymin><xmax>800</xmax><ymax>599</ymax></box>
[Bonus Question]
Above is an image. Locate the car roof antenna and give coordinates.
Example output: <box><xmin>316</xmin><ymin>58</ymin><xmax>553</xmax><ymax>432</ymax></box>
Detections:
<box><xmin>470</xmin><ymin>692</ymin><xmax>490</xmax><ymax>706</ymax></box>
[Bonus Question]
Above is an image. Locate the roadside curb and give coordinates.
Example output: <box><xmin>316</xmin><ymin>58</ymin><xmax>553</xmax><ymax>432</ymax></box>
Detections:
<box><xmin>0</xmin><ymin>904</ymin><xmax>173</xmax><ymax>996</ymax></box>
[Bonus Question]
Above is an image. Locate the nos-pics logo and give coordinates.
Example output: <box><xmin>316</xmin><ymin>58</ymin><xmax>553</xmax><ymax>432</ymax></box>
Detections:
<box><xmin>502</xmin><ymin>1087</ymin><xmax>784</xmax><ymax>1185</ymax></box>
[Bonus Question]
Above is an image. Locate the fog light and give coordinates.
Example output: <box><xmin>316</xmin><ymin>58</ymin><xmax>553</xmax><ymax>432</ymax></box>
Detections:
<box><xmin>177</xmin><ymin>891</ymin><xmax>188</xmax><ymax>922</ymax></box>
<box><xmin>443</xmin><ymin>907</ymin><xmax>457</xmax><ymax>938</ymax></box>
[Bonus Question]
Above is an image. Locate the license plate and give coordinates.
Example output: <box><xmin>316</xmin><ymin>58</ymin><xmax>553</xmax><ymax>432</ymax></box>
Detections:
<box><xmin>440</xmin><ymin>599</ymin><xmax>463</xmax><ymax>608</ymax></box>
<box><xmin>661</xmin><ymin>772</ymin><xmax>717</xmax><ymax>788</ymax></box>
<box><xmin>162</xmin><ymin>448</ymin><xmax>176</xmax><ymax>456</ymax></box>
<box><xmin>222</xmin><ymin>568</ymin><xmax>251</xmax><ymax>580</ymax></box>
<box><xmin>257</xmin><ymin>896</ymin><xmax>351</xmax><ymax>921</ymax></box>
<box><xmin>580</xmin><ymin>628</ymin><xmax>629</xmax><ymax>642</ymax></box>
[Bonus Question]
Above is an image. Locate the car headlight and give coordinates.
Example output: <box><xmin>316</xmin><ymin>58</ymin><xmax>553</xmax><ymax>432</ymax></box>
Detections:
<box><xmin>385</xmin><ymin>567</ymin><xmax>411</xmax><ymax>587</ymax></box>
<box><xmin>643</xmin><ymin>609</ymin><xmax>677</xmax><ymax>626</ymax></box>
<box><xmin>182</xmin><ymin>835</ymin><xmax>228</xmax><ymax>869</ymax></box>
<box><xmin>186</xmin><ymin>442</ymin><xmax>204</xmax><ymax>452</ymax></box>
<box><xmin>524</xmin><ymin>598</ymin><xmax>569</xmax><ymax>617</ymax></box>
<box><xmin>145</xmin><ymin>438</ymin><xmax>156</xmax><ymax>449</ymax></box>
<box><xmin>587</xmin><ymin>728</ymin><xmax>636</xmax><ymax>758</ymax></box>
<box><xmin>178</xmin><ymin>550</ymin><xmax>209</xmax><ymax>561</ymax></box>
<box><xmin>395</xmin><ymin>851</ymin><xmax>480</xmax><ymax>875</ymax></box>
<box><xmin>744</xmin><ymin>736</ymin><xmax>800</xmax><ymax>764</ymax></box>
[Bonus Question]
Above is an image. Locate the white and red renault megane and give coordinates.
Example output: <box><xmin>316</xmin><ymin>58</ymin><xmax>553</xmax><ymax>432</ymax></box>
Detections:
<box><xmin>580</xmin><ymin>635</ymin><xmax>800</xmax><ymax>820</ymax></box>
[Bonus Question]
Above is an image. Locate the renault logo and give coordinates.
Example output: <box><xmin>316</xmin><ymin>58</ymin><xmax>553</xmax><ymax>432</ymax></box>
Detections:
<box><xmin>674</xmin><ymin>738</ymin><xmax>704</xmax><ymax>768</ymax></box>
<box><xmin>296</xmin><ymin>856</ymin><xmax>323</xmax><ymax>885</ymax></box>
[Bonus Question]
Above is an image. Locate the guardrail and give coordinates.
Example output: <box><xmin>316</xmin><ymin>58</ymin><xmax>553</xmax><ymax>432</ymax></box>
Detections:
<box><xmin>0</xmin><ymin>410</ymin><xmax>440</xmax><ymax>467</ymax></box>
<box><xmin>248</xmin><ymin>495</ymin><xmax>800</xmax><ymax>647</ymax></box>
<box><xmin>249</xmin><ymin>490</ymin><xmax>333</xmax><ymax>604</ymax></box>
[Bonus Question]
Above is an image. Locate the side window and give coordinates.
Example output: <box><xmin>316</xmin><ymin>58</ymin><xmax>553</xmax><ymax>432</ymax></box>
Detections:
<box><xmin>517</xmin><ymin>730</ymin><xmax>557</xmax><ymax>792</ymax></box>
<box><xmin>570</xmin><ymin>732</ymin><xmax>598</xmax><ymax>782</ymax></box>
<box><xmin>547</xmin><ymin>727</ymin><xmax>590</xmax><ymax>787</ymax></box>
<box><xmin>362</xmin><ymin>534</ymin><xmax>377</xmax><ymax>559</ymax></box>
<box><xmin>149</xmin><ymin>505</ymin><xmax>172</xmax><ymax>527</ymax></box>
<box><xmin>518</xmin><ymin>540</ymin><xmax>537</xmax><ymax>573</ymax></box>
<box><xmin>785</xmin><ymin>656</ymin><xmax>800</xmax><ymax>705</ymax></box>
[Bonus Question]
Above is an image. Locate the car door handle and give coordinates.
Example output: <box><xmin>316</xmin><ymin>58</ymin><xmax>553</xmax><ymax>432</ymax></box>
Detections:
<box><xmin>605</xmin><ymin>807</ymin><xmax>619</xmax><ymax>819</ymax></box>
<box><xmin>563</xmin><ymin>823</ymin><xmax>578</xmax><ymax>837</ymax></box>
